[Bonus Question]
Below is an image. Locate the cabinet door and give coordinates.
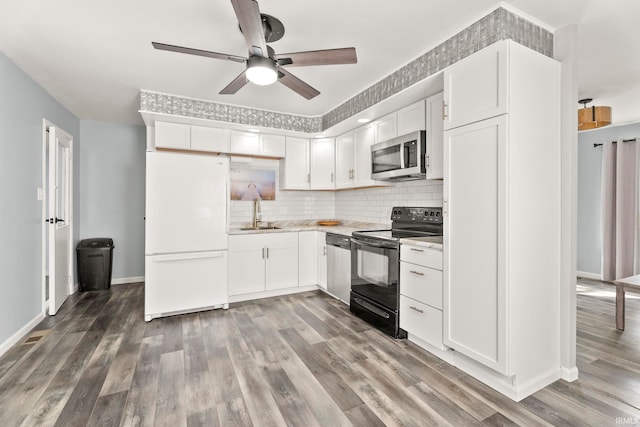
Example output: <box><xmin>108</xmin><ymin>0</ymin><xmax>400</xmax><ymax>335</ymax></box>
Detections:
<box><xmin>190</xmin><ymin>126</ymin><xmax>230</xmax><ymax>153</ymax></box>
<box><xmin>400</xmin><ymin>296</ymin><xmax>444</xmax><ymax>350</ymax></box>
<box><xmin>443</xmin><ymin>41</ymin><xmax>507</xmax><ymax>130</ymax></box>
<box><xmin>353</xmin><ymin>123</ymin><xmax>377</xmax><ymax>186</ymax></box>
<box><xmin>397</xmin><ymin>100</ymin><xmax>426</xmax><ymax>135</ymax></box>
<box><xmin>281</xmin><ymin>137</ymin><xmax>310</xmax><ymax>190</ymax></box>
<box><xmin>230</xmin><ymin>130</ymin><xmax>260</xmax><ymax>155</ymax></box>
<box><xmin>260</xmin><ymin>134</ymin><xmax>286</xmax><ymax>158</ymax></box>
<box><xmin>374</xmin><ymin>113</ymin><xmax>397</xmax><ymax>142</ymax></box>
<box><xmin>228</xmin><ymin>235</ymin><xmax>266</xmax><ymax>296</ymax></box>
<box><xmin>443</xmin><ymin>115</ymin><xmax>507</xmax><ymax>374</ymax></box>
<box><xmin>298</xmin><ymin>231</ymin><xmax>318</xmax><ymax>286</ymax></box>
<box><xmin>317</xmin><ymin>232</ymin><xmax>327</xmax><ymax>290</ymax></box>
<box><xmin>309</xmin><ymin>138</ymin><xmax>335</xmax><ymax>190</ymax></box>
<box><xmin>335</xmin><ymin>132</ymin><xmax>355</xmax><ymax>189</ymax></box>
<box><xmin>265</xmin><ymin>233</ymin><xmax>299</xmax><ymax>290</ymax></box>
<box><xmin>425</xmin><ymin>92</ymin><xmax>444</xmax><ymax>180</ymax></box>
<box><xmin>155</xmin><ymin>121</ymin><xmax>190</xmax><ymax>149</ymax></box>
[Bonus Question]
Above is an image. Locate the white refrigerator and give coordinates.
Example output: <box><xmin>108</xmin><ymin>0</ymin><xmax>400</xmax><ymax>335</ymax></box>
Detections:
<box><xmin>144</xmin><ymin>151</ymin><xmax>229</xmax><ymax>321</ymax></box>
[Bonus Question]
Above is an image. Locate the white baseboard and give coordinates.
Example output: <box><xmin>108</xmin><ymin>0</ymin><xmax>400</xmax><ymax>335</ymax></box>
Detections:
<box><xmin>0</xmin><ymin>311</ymin><xmax>46</xmax><ymax>358</ymax></box>
<box><xmin>577</xmin><ymin>271</ymin><xmax>602</xmax><ymax>281</ymax></box>
<box><xmin>112</xmin><ymin>276</ymin><xmax>145</xmax><ymax>285</ymax></box>
<box><xmin>561</xmin><ymin>366</ymin><xmax>579</xmax><ymax>382</ymax></box>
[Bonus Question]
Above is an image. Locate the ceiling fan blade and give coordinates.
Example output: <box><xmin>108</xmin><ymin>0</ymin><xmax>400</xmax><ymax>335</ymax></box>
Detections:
<box><xmin>230</xmin><ymin>0</ymin><xmax>268</xmax><ymax>57</ymax></box>
<box><xmin>152</xmin><ymin>42</ymin><xmax>246</xmax><ymax>63</ymax></box>
<box><xmin>278</xmin><ymin>68</ymin><xmax>320</xmax><ymax>100</ymax></box>
<box><xmin>219</xmin><ymin>71</ymin><xmax>249</xmax><ymax>94</ymax></box>
<box><xmin>275</xmin><ymin>47</ymin><xmax>357</xmax><ymax>67</ymax></box>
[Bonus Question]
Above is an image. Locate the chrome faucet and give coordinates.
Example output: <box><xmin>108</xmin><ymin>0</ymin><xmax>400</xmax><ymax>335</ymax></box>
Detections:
<box><xmin>253</xmin><ymin>198</ymin><xmax>262</xmax><ymax>228</ymax></box>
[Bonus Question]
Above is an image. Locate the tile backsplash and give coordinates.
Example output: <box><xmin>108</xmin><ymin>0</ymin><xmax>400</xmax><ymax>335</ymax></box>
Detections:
<box><xmin>334</xmin><ymin>180</ymin><xmax>443</xmax><ymax>225</ymax></box>
<box><xmin>229</xmin><ymin>158</ymin><xmax>443</xmax><ymax>226</ymax></box>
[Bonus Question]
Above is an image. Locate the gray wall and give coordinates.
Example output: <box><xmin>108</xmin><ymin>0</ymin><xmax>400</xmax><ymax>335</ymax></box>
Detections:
<box><xmin>79</xmin><ymin>120</ymin><xmax>146</xmax><ymax>280</ymax></box>
<box><xmin>577</xmin><ymin>122</ymin><xmax>640</xmax><ymax>276</ymax></box>
<box><xmin>0</xmin><ymin>52</ymin><xmax>80</xmax><ymax>346</ymax></box>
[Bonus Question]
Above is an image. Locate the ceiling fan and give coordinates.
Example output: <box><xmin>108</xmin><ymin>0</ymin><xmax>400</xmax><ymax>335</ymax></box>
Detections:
<box><xmin>152</xmin><ymin>0</ymin><xmax>357</xmax><ymax>100</ymax></box>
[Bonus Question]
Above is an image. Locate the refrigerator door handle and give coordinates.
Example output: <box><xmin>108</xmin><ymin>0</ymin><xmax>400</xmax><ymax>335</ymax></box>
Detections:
<box><xmin>151</xmin><ymin>252</ymin><xmax>225</xmax><ymax>262</ymax></box>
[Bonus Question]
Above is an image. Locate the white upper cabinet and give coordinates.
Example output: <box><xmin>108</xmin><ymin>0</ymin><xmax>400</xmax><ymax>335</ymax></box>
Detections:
<box><xmin>425</xmin><ymin>92</ymin><xmax>444</xmax><ymax>180</ymax></box>
<box><xmin>259</xmin><ymin>134</ymin><xmax>286</xmax><ymax>157</ymax></box>
<box><xmin>309</xmin><ymin>138</ymin><xmax>335</xmax><ymax>190</ymax></box>
<box><xmin>335</xmin><ymin>132</ymin><xmax>355</xmax><ymax>189</ymax></box>
<box><xmin>353</xmin><ymin>123</ymin><xmax>379</xmax><ymax>187</ymax></box>
<box><xmin>397</xmin><ymin>100</ymin><xmax>426</xmax><ymax>136</ymax></box>
<box><xmin>190</xmin><ymin>126</ymin><xmax>230</xmax><ymax>152</ymax></box>
<box><xmin>374</xmin><ymin>113</ymin><xmax>397</xmax><ymax>143</ymax></box>
<box><xmin>335</xmin><ymin>123</ymin><xmax>382</xmax><ymax>189</ymax></box>
<box><xmin>229</xmin><ymin>130</ymin><xmax>260</xmax><ymax>155</ymax></box>
<box><xmin>280</xmin><ymin>137</ymin><xmax>310</xmax><ymax>190</ymax></box>
<box><xmin>443</xmin><ymin>41</ymin><xmax>508</xmax><ymax>130</ymax></box>
<box><xmin>155</xmin><ymin>122</ymin><xmax>190</xmax><ymax>149</ymax></box>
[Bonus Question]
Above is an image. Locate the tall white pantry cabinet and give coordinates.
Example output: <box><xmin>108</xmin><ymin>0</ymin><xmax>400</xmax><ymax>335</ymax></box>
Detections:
<box><xmin>442</xmin><ymin>40</ymin><xmax>562</xmax><ymax>400</ymax></box>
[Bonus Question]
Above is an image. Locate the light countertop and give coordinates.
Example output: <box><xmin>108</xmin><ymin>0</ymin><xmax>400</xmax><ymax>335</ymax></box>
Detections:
<box><xmin>399</xmin><ymin>235</ymin><xmax>443</xmax><ymax>251</ymax></box>
<box><xmin>228</xmin><ymin>220</ymin><xmax>388</xmax><ymax>237</ymax></box>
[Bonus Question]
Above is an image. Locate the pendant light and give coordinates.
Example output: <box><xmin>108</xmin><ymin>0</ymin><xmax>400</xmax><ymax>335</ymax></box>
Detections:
<box><xmin>578</xmin><ymin>98</ymin><xmax>611</xmax><ymax>131</ymax></box>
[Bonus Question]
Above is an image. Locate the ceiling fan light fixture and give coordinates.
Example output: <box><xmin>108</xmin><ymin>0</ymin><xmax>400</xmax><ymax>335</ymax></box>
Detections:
<box><xmin>246</xmin><ymin>56</ymin><xmax>278</xmax><ymax>85</ymax></box>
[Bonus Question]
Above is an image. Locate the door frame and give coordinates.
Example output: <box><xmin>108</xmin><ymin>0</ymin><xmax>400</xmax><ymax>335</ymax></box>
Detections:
<box><xmin>41</xmin><ymin>119</ymin><xmax>75</xmax><ymax>314</ymax></box>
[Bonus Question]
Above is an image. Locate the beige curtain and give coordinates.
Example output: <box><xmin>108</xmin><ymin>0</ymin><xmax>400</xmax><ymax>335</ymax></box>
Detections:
<box><xmin>601</xmin><ymin>138</ymin><xmax>640</xmax><ymax>281</ymax></box>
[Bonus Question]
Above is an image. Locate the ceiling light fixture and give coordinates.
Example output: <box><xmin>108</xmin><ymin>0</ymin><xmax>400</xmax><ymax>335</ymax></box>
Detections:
<box><xmin>578</xmin><ymin>98</ymin><xmax>611</xmax><ymax>131</ymax></box>
<box><xmin>246</xmin><ymin>56</ymin><xmax>278</xmax><ymax>86</ymax></box>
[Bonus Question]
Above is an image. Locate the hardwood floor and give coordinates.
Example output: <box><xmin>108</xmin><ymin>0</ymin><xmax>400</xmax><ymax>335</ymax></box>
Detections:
<box><xmin>0</xmin><ymin>279</ymin><xmax>639</xmax><ymax>426</ymax></box>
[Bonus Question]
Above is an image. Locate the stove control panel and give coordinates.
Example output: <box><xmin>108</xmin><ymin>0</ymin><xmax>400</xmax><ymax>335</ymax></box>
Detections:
<box><xmin>391</xmin><ymin>206</ymin><xmax>443</xmax><ymax>223</ymax></box>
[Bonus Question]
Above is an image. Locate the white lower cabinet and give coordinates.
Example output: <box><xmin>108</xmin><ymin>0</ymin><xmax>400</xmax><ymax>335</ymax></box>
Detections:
<box><xmin>399</xmin><ymin>243</ymin><xmax>444</xmax><ymax>350</ymax></box>
<box><xmin>228</xmin><ymin>233</ymin><xmax>298</xmax><ymax>296</ymax></box>
<box><xmin>317</xmin><ymin>232</ymin><xmax>327</xmax><ymax>290</ymax></box>
<box><xmin>298</xmin><ymin>231</ymin><xmax>317</xmax><ymax>286</ymax></box>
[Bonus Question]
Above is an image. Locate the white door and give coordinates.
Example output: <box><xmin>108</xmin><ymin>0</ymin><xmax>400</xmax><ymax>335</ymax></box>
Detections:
<box><xmin>48</xmin><ymin>126</ymin><xmax>73</xmax><ymax>315</ymax></box>
<box><xmin>443</xmin><ymin>116</ymin><xmax>507</xmax><ymax>374</ymax></box>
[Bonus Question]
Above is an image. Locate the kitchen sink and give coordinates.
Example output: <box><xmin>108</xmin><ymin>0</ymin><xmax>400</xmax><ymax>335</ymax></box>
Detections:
<box><xmin>238</xmin><ymin>225</ymin><xmax>281</xmax><ymax>231</ymax></box>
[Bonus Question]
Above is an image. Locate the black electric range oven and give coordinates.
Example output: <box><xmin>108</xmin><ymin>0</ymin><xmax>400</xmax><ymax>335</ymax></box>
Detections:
<box><xmin>350</xmin><ymin>207</ymin><xmax>443</xmax><ymax>338</ymax></box>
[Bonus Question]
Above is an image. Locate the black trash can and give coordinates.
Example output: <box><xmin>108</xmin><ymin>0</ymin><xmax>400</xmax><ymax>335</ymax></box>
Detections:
<box><xmin>77</xmin><ymin>238</ymin><xmax>114</xmax><ymax>291</ymax></box>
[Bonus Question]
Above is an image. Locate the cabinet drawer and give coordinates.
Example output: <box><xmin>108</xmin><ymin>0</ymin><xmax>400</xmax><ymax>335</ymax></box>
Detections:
<box><xmin>400</xmin><ymin>244</ymin><xmax>442</xmax><ymax>269</ymax></box>
<box><xmin>400</xmin><ymin>296</ymin><xmax>444</xmax><ymax>350</ymax></box>
<box><xmin>400</xmin><ymin>262</ymin><xmax>442</xmax><ymax>309</ymax></box>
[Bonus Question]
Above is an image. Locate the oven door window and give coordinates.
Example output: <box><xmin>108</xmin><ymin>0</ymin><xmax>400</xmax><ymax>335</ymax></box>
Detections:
<box><xmin>357</xmin><ymin>247</ymin><xmax>389</xmax><ymax>285</ymax></box>
<box><xmin>351</xmin><ymin>239</ymin><xmax>399</xmax><ymax>310</ymax></box>
<box><xmin>372</xmin><ymin>144</ymin><xmax>401</xmax><ymax>174</ymax></box>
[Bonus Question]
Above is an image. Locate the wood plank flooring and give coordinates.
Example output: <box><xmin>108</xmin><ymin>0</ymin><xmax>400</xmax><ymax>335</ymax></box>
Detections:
<box><xmin>0</xmin><ymin>279</ymin><xmax>639</xmax><ymax>426</ymax></box>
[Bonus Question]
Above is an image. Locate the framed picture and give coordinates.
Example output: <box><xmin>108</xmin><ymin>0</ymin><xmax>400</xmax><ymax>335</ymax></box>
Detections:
<box><xmin>230</xmin><ymin>168</ymin><xmax>276</xmax><ymax>200</ymax></box>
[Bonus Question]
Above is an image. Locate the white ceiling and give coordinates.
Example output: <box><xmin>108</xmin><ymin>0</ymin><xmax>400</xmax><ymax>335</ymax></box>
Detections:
<box><xmin>0</xmin><ymin>0</ymin><xmax>638</xmax><ymax>127</ymax></box>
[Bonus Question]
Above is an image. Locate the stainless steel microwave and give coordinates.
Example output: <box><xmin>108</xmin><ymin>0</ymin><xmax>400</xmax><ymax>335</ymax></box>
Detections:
<box><xmin>371</xmin><ymin>130</ymin><xmax>426</xmax><ymax>181</ymax></box>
